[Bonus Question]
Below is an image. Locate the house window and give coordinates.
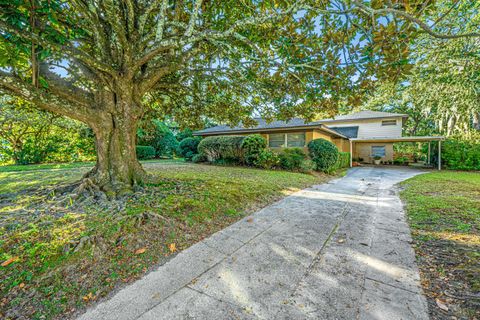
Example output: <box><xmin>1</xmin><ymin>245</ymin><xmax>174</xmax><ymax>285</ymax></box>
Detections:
<box><xmin>371</xmin><ymin>146</ymin><xmax>386</xmax><ymax>157</ymax></box>
<box><xmin>287</xmin><ymin>133</ymin><xmax>306</xmax><ymax>147</ymax></box>
<box><xmin>268</xmin><ymin>132</ymin><xmax>306</xmax><ymax>148</ymax></box>
<box><xmin>269</xmin><ymin>133</ymin><xmax>285</xmax><ymax>148</ymax></box>
<box><xmin>382</xmin><ymin>120</ymin><xmax>397</xmax><ymax>126</ymax></box>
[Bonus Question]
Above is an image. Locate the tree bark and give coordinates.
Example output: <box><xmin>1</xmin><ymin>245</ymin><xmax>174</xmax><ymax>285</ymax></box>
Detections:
<box><xmin>82</xmin><ymin>89</ymin><xmax>146</xmax><ymax>197</ymax></box>
<box><xmin>473</xmin><ymin>112</ymin><xmax>480</xmax><ymax>131</ymax></box>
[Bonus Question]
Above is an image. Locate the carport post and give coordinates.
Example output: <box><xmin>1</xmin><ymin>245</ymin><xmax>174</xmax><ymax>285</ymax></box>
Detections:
<box><xmin>427</xmin><ymin>142</ymin><xmax>431</xmax><ymax>164</ymax></box>
<box><xmin>438</xmin><ymin>140</ymin><xmax>442</xmax><ymax>170</ymax></box>
<box><xmin>349</xmin><ymin>140</ymin><xmax>353</xmax><ymax>167</ymax></box>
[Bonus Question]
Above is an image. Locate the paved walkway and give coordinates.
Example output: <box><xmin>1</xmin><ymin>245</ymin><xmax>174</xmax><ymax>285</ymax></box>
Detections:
<box><xmin>78</xmin><ymin>167</ymin><xmax>429</xmax><ymax>320</ymax></box>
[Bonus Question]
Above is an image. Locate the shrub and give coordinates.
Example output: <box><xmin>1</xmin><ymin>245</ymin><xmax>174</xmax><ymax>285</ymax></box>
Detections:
<box><xmin>442</xmin><ymin>134</ymin><xmax>480</xmax><ymax>170</ymax></box>
<box><xmin>177</xmin><ymin>137</ymin><xmax>202</xmax><ymax>161</ymax></box>
<box><xmin>197</xmin><ymin>135</ymin><xmax>245</xmax><ymax>163</ymax></box>
<box><xmin>136</xmin><ymin>145</ymin><xmax>156</xmax><ymax>160</ymax></box>
<box><xmin>137</xmin><ymin>120</ymin><xmax>178</xmax><ymax>158</ymax></box>
<box><xmin>254</xmin><ymin>149</ymin><xmax>280</xmax><ymax>169</ymax></box>
<box><xmin>393</xmin><ymin>156</ymin><xmax>409</xmax><ymax>165</ymax></box>
<box><xmin>279</xmin><ymin>148</ymin><xmax>308</xmax><ymax>171</ymax></box>
<box><xmin>192</xmin><ymin>153</ymin><xmax>207</xmax><ymax>163</ymax></box>
<box><xmin>241</xmin><ymin>134</ymin><xmax>267</xmax><ymax>165</ymax></box>
<box><xmin>331</xmin><ymin>152</ymin><xmax>350</xmax><ymax>171</ymax></box>
<box><xmin>308</xmin><ymin>138</ymin><xmax>339</xmax><ymax>173</ymax></box>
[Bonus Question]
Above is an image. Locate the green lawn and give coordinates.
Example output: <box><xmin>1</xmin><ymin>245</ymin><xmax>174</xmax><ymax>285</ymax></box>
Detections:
<box><xmin>0</xmin><ymin>160</ymin><xmax>328</xmax><ymax>320</ymax></box>
<box><xmin>400</xmin><ymin>171</ymin><xmax>480</xmax><ymax>319</ymax></box>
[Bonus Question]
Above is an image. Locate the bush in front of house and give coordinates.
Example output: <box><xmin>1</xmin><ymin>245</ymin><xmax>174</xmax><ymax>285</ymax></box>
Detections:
<box><xmin>192</xmin><ymin>153</ymin><xmax>207</xmax><ymax>163</ymax></box>
<box><xmin>198</xmin><ymin>135</ymin><xmax>245</xmax><ymax>163</ymax></box>
<box><xmin>136</xmin><ymin>145</ymin><xmax>156</xmax><ymax>160</ymax></box>
<box><xmin>279</xmin><ymin>148</ymin><xmax>311</xmax><ymax>172</ymax></box>
<box><xmin>241</xmin><ymin>134</ymin><xmax>267</xmax><ymax>166</ymax></box>
<box><xmin>442</xmin><ymin>134</ymin><xmax>480</xmax><ymax>170</ymax></box>
<box><xmin>254</xmin><ymin>149</ymin><xmax>280</xmax><ymax>169</ymax></box>
<box><xmin>177</xmin><ymin>137</ymin><xmax>202</xmax><ymax>161</ymax></box>
<box><xmin>331</xmin><ymin>152</ymin><xmax>350</xmax><ymax>171</ymax></box>
<box><xmin>308</xmin><ymin>138</ymin><xmax>339</xmax><ymax>173</ymax></box>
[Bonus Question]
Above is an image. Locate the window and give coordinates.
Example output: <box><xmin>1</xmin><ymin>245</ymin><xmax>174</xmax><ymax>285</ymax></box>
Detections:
<box><xmin>268</xmin><ymin>132</ymin><xmax>306</xmax><ymax>148</ymax></box>
<box><xmin>287</xmin><ymin>133</ymin><xmax>306</xmax><ymax>147</ymax></box>
<box><xmin>371</xmin><ymin>146</ymin><xmax>386</xmax><ymax>157</ymax></box>
<box><xmin>382</xmin><ymin>120</ymin><xmax>397</xmax><ymax>126</ymax></box>
<box><xmin>269</xmin><ymin>133</ymin><xmax>285</xmax><ymax>148</ymax></box>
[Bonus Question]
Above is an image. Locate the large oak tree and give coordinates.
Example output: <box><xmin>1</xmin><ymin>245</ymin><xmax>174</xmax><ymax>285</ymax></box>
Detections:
<box><xmin>0</xmin><ymin>0</ymin><xmax>478</xmax><ymax>195</ymax></box>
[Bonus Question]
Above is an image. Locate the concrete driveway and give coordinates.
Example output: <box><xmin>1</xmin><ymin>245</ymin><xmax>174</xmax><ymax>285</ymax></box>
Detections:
<box><xmin>78</xmin><ymin>167</ymin><xmax>429</xmax><ymax>320</ymax></box>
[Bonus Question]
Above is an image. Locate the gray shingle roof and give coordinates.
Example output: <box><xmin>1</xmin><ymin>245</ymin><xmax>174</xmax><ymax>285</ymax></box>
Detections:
<box><xmin>194</xmin><ymin>118</ymin><xmax>321</xmax><ymax>135</ymax></box>
<box><xmin>327</xmin><ymin>126</ymin><xmax>359</xmax><ymax>138</ymax></box>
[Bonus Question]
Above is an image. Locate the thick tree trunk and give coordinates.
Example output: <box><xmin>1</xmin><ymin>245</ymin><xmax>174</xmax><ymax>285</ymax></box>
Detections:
<box><xmin>81</xmin><ymin>89</ymin><xmax>146</xmax><ymax>197</ymax></box>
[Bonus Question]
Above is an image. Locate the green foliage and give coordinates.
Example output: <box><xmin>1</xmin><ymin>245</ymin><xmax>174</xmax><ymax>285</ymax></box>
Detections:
<box><xmin>308</xmin><ymin>139</ymin><xmax>339</xmax><ymax>173</ymax></box>
<box><xmin>177</xmin><ymin>137</ymin><xmax>202</xmax><ymax>161</ymax></box>
<box><xmin>394</xmin><ymin>156</ymin><xmax>409</xmax><ymax>165</ymax></box>
<box><xmin>0</xmin><ymin>98</ymin><xmax>95</xmax><ymax>165</ymax></box>
<box><xmin>191</xmin><ymin>153</ymin><xmax>207</xmax><ymax>163</ymax></box>
<box><xmin>197</xmin><ymin>136</ymin><xmax>245</xmax><ymax>163</ymax></box>
<box><xmin>442</xmin><ymin>135</ymin><xmax>480</xmax><ymax>170</ymax></box>
<box><xmin>241</xmin><ymin>134</ymin><xmax>267</xmax><ymax>166</ymax></box>
<box><xmin>137</xmin><ymin>120</ymin><xmax>178</xmax><ymax>158</ymax></box>
<box><xmin>253</xmin><ymin>149</ymin><xmax>280</xmax><ymax>170</ymax></box>
<box><xmin>135</xmin><ymin>146</ymin><xmax>155</xmax><ymax>160</ymax></box>
<box><xmin>332</xmin><ymin>152</ymin><xmax>350</xmax><ymax>171</ymax></box>
<box><xmin>176</xmin><ymin>128</ymin><xmax>193</xmax><ymax>142</ymax></box>
<box><xmin>279</xmin><ymin>148</ymin><xmax>310</xmax><ymax>172</ymax></box>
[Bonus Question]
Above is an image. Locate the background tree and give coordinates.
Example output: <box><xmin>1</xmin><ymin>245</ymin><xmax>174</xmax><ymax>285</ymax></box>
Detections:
<box><xmin>0</xmin><ymin>97</ymin><xmax>95</xmax><ymax>164</ymax></box>
<box><xmin>0</xmin><ymin>0</ymin><xmax>478</xmax><ymax>195</ymax></box>
<box><xmin>364</xmin><ymin>22</ymin><xmax>480</xmax><ymax>136</ymax></box>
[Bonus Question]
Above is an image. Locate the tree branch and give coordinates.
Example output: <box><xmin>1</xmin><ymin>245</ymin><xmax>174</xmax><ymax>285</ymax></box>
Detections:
<box><xmin>0</xmin><ymin>71</ymin><xmax>96</xmax><ymax>124</ymax></box>
<box><xmin>352</xmin><ymin>1</ymin><xmax>480</xmax><ymax>39</ymax></box>
<box><xmin>0</xmin><ymin>20</ymin><xmax>117</xmax><ymax>76</ymax></box>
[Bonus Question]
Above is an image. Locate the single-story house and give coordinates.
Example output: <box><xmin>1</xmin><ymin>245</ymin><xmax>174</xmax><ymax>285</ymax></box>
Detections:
<box><xmin>193</xmin><ymin>111</ymin><xmax>445</xmax><ymax>169</ymax></box>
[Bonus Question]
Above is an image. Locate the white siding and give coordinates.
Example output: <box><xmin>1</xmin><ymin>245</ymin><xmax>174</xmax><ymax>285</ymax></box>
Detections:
<box><xmin>326</xmin><ymin>117</ymin><xmax>403</xmax><ymax>138</ymax></box>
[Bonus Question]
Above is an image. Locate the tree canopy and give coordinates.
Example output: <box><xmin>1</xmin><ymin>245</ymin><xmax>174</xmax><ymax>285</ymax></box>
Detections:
<box><xmin>363</xmin><ymin>1</ymin><xmax>480</xmax><ymax>137</ymax></box>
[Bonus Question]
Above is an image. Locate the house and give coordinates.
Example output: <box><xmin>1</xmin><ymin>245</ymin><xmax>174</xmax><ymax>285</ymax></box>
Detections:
<box><xmin>193</xmin><ymin>111</ymin><xmax>444</xmax><ymax>168</ymax></box>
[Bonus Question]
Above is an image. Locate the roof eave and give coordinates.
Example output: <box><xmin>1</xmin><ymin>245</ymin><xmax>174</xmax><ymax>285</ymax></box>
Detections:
<box><xmin>193</xmin><ymin>124</ymin><xmax>348</xmax><ymax>139</ymax></box>
<box><xmin>319</xmin><ymin>114</ymin><xmax>408</xmax><ymax>123</ymax></box>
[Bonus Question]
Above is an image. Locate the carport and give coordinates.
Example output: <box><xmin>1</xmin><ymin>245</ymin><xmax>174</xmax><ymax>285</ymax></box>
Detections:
<box><xmin>348</xmin><ymin>136</ymin><xmax>445</xmax><ymax>170</ymax></box>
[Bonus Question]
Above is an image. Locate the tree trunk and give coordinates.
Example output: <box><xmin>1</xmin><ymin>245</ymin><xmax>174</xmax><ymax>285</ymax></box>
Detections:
<box><xmin>82</xmin><ymin>93</ymin><xmax>146</xmax><ymax>197</ymax></box>
<box><xmin>473</xmin><ymin>112</ymin><xmax>480</xmax><ymax>131</ymax></box>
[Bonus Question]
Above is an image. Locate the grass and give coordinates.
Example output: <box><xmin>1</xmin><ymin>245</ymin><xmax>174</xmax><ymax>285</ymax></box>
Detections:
<box><xmin>0</xmin><ymin>160</ymin><xmax>329</xmax><ymax>320</ymax></box>
<box><xmin>400</xmin><ymin>171</ymin><xmax>480</xmax><ymax>319</ymax></box>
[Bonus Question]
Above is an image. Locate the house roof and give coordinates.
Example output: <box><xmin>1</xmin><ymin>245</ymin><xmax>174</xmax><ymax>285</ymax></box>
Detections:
<box><xmin>193</xmin><ymin>118</ymin><xmax>322</xmax><ymax>135</ymax></box>
<box><xmin>328</xmin><ymin>126</ymin><xmax>359</xmax><ymax>138</ymax></box>
<box><xmin>319</xmin><ymin>110</ymin><xmax>408</xmax><ymax>123</ymax></box>
<box><xmin>193</xmin><ymin>111</ymin><xmax>407</xmax><ymax>136</ymax></box>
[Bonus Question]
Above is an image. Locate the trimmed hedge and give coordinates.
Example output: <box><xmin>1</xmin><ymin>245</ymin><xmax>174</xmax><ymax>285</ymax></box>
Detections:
<box><xmin>254</xmin><ymin>149</ymin><xmax>280</xmax><ymax>169</ymax></box>
<box><xmin>136</xmin><ymin>145</ymin><xmax>156</xmax><ymax>160</ymax></box>
<box><xmin>192</xmin><ymin>153</ymin><xmax>207</xmax><ymax>163</ymax></box>
<box><xmin>241</xmin><ymin>134</ymin><xmax>267</xmax><ymax>166</ymax></box>
<box><xmin>177</xmin><ymin>137</ymin><xmax>202</xmax><ymax>161</ymax></box>
<box><xmin>198</xmin><ymin>135</ymin><xmax>245</xmax><ymax>163</ymax></box>
<box><xmin>279</xmin><ymin>148</ymin><xmax>309</xmax><ymax>171</ymax></box>
<box><xmin>332</xmin><ymin>152</ymin><xmax>350</xmax><ymax>170</ymax></box>
<box><xmin>308</xmin><ymin>138</ymin><xmax>339</xmax><ymax>173</ymax></box>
